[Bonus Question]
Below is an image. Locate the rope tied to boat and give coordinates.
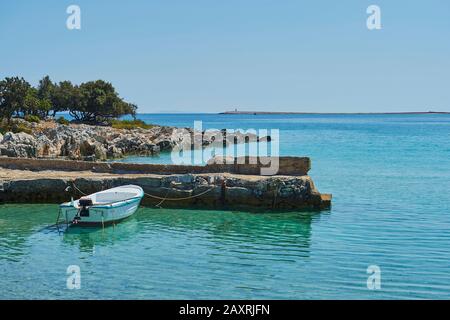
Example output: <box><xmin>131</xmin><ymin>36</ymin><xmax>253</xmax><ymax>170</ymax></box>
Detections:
<box><xmin>68</xmin><ymin>180</ymin><xmax>215</xmax><ymax>208</ymax></box>
<box><xmin>143</xmin><ymin>186</ymin><xmax>214</xmax><ymax>202</ymax></box>
<box><xmin>69</xmin><ymin>181</ymin><xmax>88</xmax><ymax>196</ymax></box>
<box><xmin>143</xmin><ymin>184</ymin><xmax>216</xmax><ymax>208</ymax></box>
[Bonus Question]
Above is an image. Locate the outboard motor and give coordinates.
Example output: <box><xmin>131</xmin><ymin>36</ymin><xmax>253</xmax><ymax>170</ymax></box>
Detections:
<box><xmin>78</xmin><ymin>197</ymin><xmax>93</xmax><ymax>217</ymax></box>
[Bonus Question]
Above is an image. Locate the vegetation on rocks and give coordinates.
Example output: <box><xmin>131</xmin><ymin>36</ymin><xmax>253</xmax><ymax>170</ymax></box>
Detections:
<box><xmin>110</xmin><ymin>119</ymin><xmax>154</xmax><ymax>130</ymax></box>
<box><xmin>24</xmin><ymin>114</ymin><xmax>40</xmax><ymax>123</ymax></box>
<box><xmin>56</xmin><ymin>116</ymin><xmax>70</xmax><ymax>125</ymax></box>
<box><xmin>0</xmin><ymin>118</ymin><xmax>33</xmax><ymax>135</ymax></box>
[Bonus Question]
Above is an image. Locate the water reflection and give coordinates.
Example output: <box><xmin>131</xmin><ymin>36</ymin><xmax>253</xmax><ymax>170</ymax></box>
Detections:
<box><xmin>61</xmin><ymin>208</ymin><xmax>320</xmax><ymax>256</ymax></box>
<box><xmin>135</xmin><ymin>208</ymin><xmax>323</xmax><ymax>257</ymax></box>
<box><xmin>62</xmin><ymin>219</ymin><xmax>140</xmax><ymax>253</ymax></box>
<box><xmin>0</xmin><ymin>204</ymin><xmax>323</xmax><ymax>260</ymax></box>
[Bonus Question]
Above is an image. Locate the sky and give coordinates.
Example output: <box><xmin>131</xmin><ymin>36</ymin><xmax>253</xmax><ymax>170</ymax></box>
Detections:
<box><xmin>0</xmin><ymin>0</ymin><xmax>449</xmax><ymax>113</ymax></box>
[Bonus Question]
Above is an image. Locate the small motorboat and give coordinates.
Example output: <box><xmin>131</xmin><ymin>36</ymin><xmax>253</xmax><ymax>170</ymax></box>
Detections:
<box><xmin>59</xmin><ymin>185</ymin><xmax>144</xmax><ymax>227</ymax></box>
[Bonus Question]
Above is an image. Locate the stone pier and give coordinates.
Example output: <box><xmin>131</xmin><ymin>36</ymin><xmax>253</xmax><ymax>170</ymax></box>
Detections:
<box><xmin>0</xmin><ymin>156</ymin><xmax>331</xmax><ymax>211</ymax></box>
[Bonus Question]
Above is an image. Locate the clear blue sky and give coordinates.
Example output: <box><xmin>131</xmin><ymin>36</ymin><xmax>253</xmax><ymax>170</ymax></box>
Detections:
<box><xmin>1</xmin><ymin>0</ymin><xmax>449</xmax><ymax>113</ymax></box>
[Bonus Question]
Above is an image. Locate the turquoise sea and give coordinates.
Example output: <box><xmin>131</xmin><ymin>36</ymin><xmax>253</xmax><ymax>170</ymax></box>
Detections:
<box><xmin>1</xmin><ymin>113</ymin><xmax>450</xmax><ymax>299</ymax></box>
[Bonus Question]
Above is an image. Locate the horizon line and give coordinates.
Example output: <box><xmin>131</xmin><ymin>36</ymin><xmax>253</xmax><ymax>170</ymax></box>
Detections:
<box><xmin>128</xmin><ymin>110</ymin><xmax>450</xmax><ymax>115</ymax></box>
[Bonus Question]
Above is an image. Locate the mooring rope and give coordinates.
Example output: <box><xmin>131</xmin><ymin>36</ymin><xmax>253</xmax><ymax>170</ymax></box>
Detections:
<box><xmin>68</xmin><ymin>181</ymin><xmax>215</xmax><ymax>207</ymax></box>
<box><xmin>71</xmin><ymin>182</ymin><xmax>88</xmax><ymax>196</ymax></box>
<box><xmin>154</xmin><ymin>188</ymin><xmax>171</xmax><ymax>208</ymax></box>
<box><xmin>143</xmin><ymin>187</ymin><xmax>214</xmax><ymax>202</ymax></box>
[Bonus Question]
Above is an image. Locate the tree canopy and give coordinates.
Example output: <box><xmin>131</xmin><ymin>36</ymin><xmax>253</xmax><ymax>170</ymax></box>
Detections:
<box><xmin>0</xmin><ymin>77</ymin><xmax>30</xmax><ymax>122</ymax></box>
<box><xmin>0</xmin><ymin>76</ymin><xmax>137</xmax><ymax>124</ymax></box>
<box><xmin>69</xmin><ymin>80</ymin><xmax>137</xmax><ymax>123</ymax></box>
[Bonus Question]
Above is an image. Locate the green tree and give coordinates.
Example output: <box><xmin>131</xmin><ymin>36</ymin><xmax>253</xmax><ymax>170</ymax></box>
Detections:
<box><xmin>69</xmin><ymin>80</ymin><xmax>136</xmax><ymax>123</ymax></box>
<box><xmin>51</xmin><ymin>81</ymin><xmax>77</xmax><ymax>116</ymax></box>
<box><xmin>22</xmin><ymin>87</ymin><xmax>40</xmax><ymax>116</ymax></box>
<box><xmin>37</xmin><ymin>75</ymin><xmax>56</xmax><ymax>117</ymax></box>
<box><xmin>0</xmin><ymin>77</ymin><xmax>31</xmax><ymax>122</ymax></box>
<box><xmin>1</xmin><ymin>76</ymin><xmax>138</xmax><ymax>125</ymax></box>
<box><xmin>21</xmin><ymin>87</ymin><xmax>53</xmax><ymax>119</ymax></box>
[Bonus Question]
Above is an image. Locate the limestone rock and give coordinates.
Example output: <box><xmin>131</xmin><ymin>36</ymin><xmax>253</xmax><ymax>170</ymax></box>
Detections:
<box><xmin>36</xmin><ymin>135</ymin><xmax>59</xmax><ymax>158</ymax></box>
<box><xmin>0</xmin><ymin>120</ymin><xmax>264</xmax><ymax>162</ymax></box>
<box><xmin>0</xmin><ymin>132</ymin><xmax>37</xmax><ymax>158</ymax></box>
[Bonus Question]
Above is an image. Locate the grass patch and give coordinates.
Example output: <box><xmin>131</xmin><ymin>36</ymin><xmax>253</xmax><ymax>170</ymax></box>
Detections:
<box><xmin>110</xmin><ymin>119</ymin><xmax>154</xmax><ymax>130</ymax></box>
<box><xmin>0</xmin><ymin>119</ymin><xmax>33</xmax><ymax>135</ymax></box>
<box><xmin>24</xmin><ymin>114</ymin><xmax>41</xmax><ymax>123</ymax></box>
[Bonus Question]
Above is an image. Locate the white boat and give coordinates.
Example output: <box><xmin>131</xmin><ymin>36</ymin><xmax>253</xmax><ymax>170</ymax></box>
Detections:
<box><xmin>59</xmin><ymin>185</ymin><xmax>144</xmax><ymax>227</ymax></box>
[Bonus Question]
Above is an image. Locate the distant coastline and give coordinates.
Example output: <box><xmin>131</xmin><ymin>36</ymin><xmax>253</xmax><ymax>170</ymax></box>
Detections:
<box><xmin>220</xmin><ymin>111</ymin><xmax>450</xmax><ymax>115</ymax></box>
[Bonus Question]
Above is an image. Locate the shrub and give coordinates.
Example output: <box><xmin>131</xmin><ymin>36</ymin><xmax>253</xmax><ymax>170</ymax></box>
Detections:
<box><xmin>24</xmin><ymin>114</ymin><xmax>41</xmax><ymax>123</ymax></box>
<box><xmin>0</xmin><ymin>119</ymin><xmax>32</xmax><ymax>134</ymax></box>
<box><xmin>110</xmin><ymin>119</ymin><xmax>154</xmax><ymax>130</ymax></box>
<box><xmin>12</xmin><ymin>122</ymin><xmax>33</xmax><ymax>134</ymax></box>
<box><xmin>56</xmin><ymin>116</ymin><xmax>70</xmax><ymax>125</ymax></box>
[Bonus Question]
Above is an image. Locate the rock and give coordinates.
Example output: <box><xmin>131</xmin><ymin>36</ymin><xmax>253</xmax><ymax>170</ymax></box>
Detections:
<box><xmin>0</xmin><ymin>120</ymin><xmax>265</xmax><ymax>162</ymax></box>
<box><xmin>2</xmin><ymin>131</ymin><xmax>35</xmax><ymax>144</ymax></box>
<box><xmin>207</xmin><ymin>155</ymin><xmax>235</xmax><ymax>165</ymax></box>
<box><xmin>106</xmin><ymin>145</ymin><xmax>123</xmax><ymax>159</ymax></box>
<box><xmin>35</xmin><ymin>135</ymin><xmax>59</xmax><ymax>158</ymax></box>
<box><xmin>80</xmin><ymin>139</ymin><xmax>107</xmax><ymax>161</ymax></box>
<box><xmin>0</xmin><ymin>132</ymin><xmax>37</xmax><ymax>158</ymax></box>
<box><xmin>195</xmin><ymin>176</ymin><xmax>209</xmax><ymax>185</ymax></box>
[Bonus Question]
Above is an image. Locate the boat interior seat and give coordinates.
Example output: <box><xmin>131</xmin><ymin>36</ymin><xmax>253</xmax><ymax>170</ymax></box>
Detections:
<box><xmin>94</xmin><ymin>192</ymin><xmax>137</xmax><ymax>203</ymax></box>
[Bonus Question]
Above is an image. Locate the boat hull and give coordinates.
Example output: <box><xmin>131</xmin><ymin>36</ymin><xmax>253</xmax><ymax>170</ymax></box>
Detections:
<box><xmin>60</xmin><ymin>197</ymin><xmax>142</xmax><ymax>227</ymax></box>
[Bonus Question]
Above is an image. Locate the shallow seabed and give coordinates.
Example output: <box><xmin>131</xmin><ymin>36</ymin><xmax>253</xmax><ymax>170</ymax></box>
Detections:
<box><xmin>1</xmin><ymin>114</ymin><xmax>450</xmax><ymax>299</ymax></box>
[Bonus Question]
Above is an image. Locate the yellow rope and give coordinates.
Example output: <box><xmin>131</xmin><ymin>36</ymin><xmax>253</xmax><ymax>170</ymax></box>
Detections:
<box><xmin>69</xmin><ymin>181</ymin><xmax>215</xmax><ymax>203</ymax></box>
<box><xmin>144</xmin><ymin>186</ymin><xmax>214</xmax><ymax>202</ymax></box>
<box><xmin>71</xmin><ymin>182</ymin><xmax>88</xmax><ymax>196</ymax></box>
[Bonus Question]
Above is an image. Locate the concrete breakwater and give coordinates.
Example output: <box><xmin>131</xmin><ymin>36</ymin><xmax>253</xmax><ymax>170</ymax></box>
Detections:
<box><xmin>0</xmin><ymin>157</ymin><xmax>331</xmax><ymax>211</ymax></box>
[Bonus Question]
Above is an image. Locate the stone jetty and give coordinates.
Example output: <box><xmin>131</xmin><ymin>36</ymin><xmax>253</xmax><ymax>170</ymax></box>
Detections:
<box><xmin>0</xmin><ymin>157</ymin><xmax>331</xmax><ymax>211</ymax></box>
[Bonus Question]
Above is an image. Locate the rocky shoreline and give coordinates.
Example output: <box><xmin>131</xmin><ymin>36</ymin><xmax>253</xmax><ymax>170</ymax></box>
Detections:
<box><xmin>0</xmin><ymin>121</ymin><xmax>332</xmax><ymax>211</ymax></box>
<box><xmin>0</xmin><ymin>119</ymin><xmax>263</xmax><ymax>161</ymax></box>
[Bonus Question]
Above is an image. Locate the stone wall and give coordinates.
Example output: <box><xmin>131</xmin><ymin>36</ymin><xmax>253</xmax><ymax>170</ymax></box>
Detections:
<box><xmin>0</xmin><ymin>156</ymin><xmax>311</xmax><ymax>176</ymax></box>
<box><xmin>0</xmin><ymin>173</ymin><xmax>331</xmax><ymax>211</ymax></box>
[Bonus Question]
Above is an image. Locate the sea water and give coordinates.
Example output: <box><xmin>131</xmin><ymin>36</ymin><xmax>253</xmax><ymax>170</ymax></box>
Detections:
<box><xmin>1</xmin><ymin>114</ymin><xmax>449</xmax><ymax>299</ymax></box>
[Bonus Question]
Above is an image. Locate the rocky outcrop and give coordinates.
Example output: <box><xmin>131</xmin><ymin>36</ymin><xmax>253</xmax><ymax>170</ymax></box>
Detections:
<box><xmin>0</xmin><ymin>132</ymin><xmax>37</xmax><ymax>158</ymax></box>
<box><xmin>0</xmin><ymin>122</ymin><xmax>262</xmax><ymax>161</ymax></box>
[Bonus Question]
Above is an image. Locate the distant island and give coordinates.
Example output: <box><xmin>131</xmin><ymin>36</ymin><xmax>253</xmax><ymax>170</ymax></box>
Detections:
<box><xmin>220</xmin><ymin>110</ymin><xmax>450</xmax><ymax>115</ymax></box>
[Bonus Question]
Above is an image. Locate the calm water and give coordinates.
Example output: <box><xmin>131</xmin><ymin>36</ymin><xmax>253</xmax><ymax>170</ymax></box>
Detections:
<box><xmin>1</xmin><ymin>114</ymin><xmax>450</xmax><ymax>299</ymax></box>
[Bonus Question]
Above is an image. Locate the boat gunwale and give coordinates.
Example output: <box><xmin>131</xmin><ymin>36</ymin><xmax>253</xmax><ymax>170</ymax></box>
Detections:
<box><xmin>59</xmin><ymin>195</ymin><xmax>143</xmax><ymax>209</ymax></box>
